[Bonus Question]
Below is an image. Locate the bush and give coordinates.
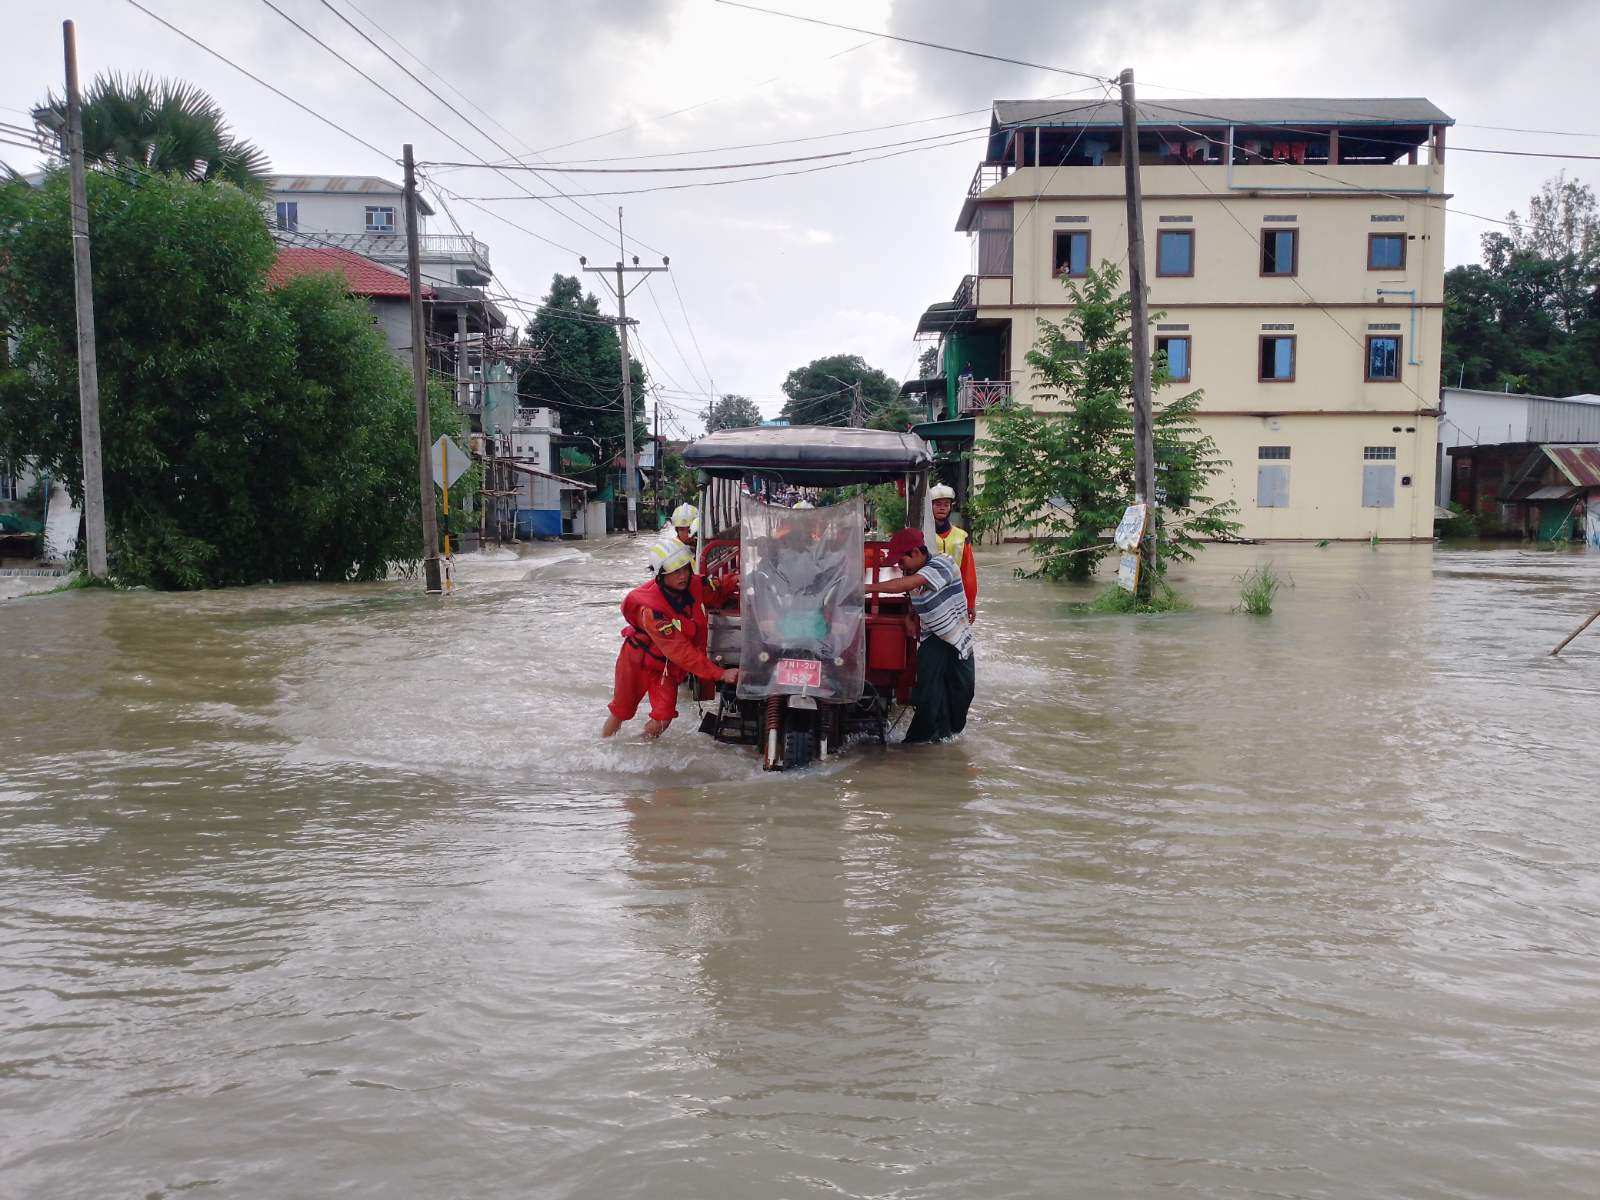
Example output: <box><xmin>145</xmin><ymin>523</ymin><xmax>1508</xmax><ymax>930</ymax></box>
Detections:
<box><xmin>0</xmin><ymin>170</ymin><xmax>460</xmax><ymax>588</ymax></box>
<box><xmin>1234</xmin><ymin>563</ymin><xmax>1285</xmax><ymax>615</ymax></box>
<box><xmin>865</xmin><ymin>483</ymin><xmax>906</xmax><ymax>535</ymax></box>
<box><xmin>1435</xmin><ymin>502</ymin><xmax>1479</xmax><ymax>539</ymax></box>
<box><xmin>1074</xmin><ymin>580</ymin><xmax>1189</xmax><ymax>614</ymax></box>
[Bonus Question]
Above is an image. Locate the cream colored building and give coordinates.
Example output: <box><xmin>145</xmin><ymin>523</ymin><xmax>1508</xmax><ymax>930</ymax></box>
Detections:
<box><xmin>912</xmin><ymin>98</ymin><xmax>1450</xmax><ymax>541</ymax></box>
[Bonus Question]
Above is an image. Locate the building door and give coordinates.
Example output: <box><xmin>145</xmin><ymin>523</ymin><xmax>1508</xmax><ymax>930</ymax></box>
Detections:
<box><xmin>1256</xmin><ymin>464</ymin><xmax>1290</xmax><ymax>508</ymax></box>
<box><xmin>1362</xmin><ymin>465</ymin><xmax>1396</xmax><ymax>508</ymax></box>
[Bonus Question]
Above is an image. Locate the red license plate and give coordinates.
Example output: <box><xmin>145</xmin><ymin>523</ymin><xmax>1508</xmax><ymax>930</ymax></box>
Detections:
<box><xmin>775</xmin><ymin>658</ymin><xmax>822</xmax><ymax>688</ymax></box>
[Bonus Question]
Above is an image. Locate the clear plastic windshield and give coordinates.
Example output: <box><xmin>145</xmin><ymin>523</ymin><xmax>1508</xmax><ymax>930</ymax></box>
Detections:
<box><xmin>737</xmin><ymin>496</ymin><xmax>865</xmax><ymax>702</ymax></box>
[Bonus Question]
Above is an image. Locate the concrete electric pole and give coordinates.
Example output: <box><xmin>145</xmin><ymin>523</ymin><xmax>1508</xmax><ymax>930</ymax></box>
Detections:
<box><xmin>1119</xmin><ymin>67</ymin><xmax>1158</xmax><ymax>597</ymax></box>
<box><xmin>62</xmin><ymin>20</ymin><xmax>108</xmax><ymax>579</ymax></box>
<box><xmin>584</xmin><ymin>208</ymin><xmax>666</xmax><ymax>536</ymax></box>
<box><xmin>403</xmin><ymin>144</ymin><xmax>442</xmax><ymax>593</ymax></box>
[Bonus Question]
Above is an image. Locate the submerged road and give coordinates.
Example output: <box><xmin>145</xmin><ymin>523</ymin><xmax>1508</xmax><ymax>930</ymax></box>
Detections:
<box><xmin>3</xmin><ymin>540</ymin><xmax>1599</xmax><ymax>1198</ymax></box>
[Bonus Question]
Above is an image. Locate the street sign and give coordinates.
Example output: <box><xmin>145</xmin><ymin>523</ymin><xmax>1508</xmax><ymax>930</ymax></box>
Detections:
<box><xmin>1116</xmin><ymin>552</ymin><xmax>1141</xmax><ymax>594</ymax></box>
<box><xmin>1113</xmin><ymin>502</ymin><xmax>1149</xmax><ymax>551</ymax></box>
<box><xmin>432</xmin><ymin>434</ymin><xmax>470</xmax><ymax>489</ymax></box>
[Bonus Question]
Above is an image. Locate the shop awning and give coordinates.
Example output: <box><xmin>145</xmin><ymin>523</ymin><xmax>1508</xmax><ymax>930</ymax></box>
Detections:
<box><xmin>911</xmin><ymin>418</ymin><xmax>975</xmax><ymax>441</ymax></box>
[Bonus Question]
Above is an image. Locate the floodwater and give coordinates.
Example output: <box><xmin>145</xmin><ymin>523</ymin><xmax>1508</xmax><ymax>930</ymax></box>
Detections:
<box><xmin>3</xmin><ymin>539</ymin><xmax>1598</xmax><ymax>1199</ymax></box>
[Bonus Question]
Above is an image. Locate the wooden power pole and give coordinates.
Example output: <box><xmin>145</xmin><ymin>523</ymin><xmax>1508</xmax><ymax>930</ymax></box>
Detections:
<box><xmin>1119</xmin><ymin>67</ymin><xmax>1158</xmax><ymax>596</ymax></box>
<box><xmin>62</xmin><ymin>20</ymin><xmax>108</xmax><ymax>578</ymax></box>
<box><xmin>584</xmin><ymin>208</ymin><xmax>665</xmax><ymax>536</ymax></box>
<box><xmin>403</xmin><ymin>144</ymin><xmax>442</xmax><ymax>593</ymax></box>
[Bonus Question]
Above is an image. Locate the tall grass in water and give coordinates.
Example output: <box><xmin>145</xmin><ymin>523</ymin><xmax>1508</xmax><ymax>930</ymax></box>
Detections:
<box><xmin>1234</xmin><ymin>563</ymin><xmax>1284</xmax><ymax>616</ymax></box>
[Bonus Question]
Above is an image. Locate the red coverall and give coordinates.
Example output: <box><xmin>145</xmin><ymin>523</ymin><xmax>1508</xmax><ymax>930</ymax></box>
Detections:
<box><xmin>608</xmin><ymin>574</ymin><xmax>734</xmax><ymax>724</ymax></box>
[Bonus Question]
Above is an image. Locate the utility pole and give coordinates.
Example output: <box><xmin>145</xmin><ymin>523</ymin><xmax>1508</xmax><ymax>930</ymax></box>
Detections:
<box><xmin>850</xmin><ymin>382</ymin><xmax>864</xmax><ymax>427</ymax></box>
<box><xmin>403</xmin><ymin>144</ymin><xmax>442</xmax><ymax>593</ymax></box>
<box><xmin>1119</xmin><ymin>67</ymin><xmax>1158</xmax><ymax>598</ymax></box>
<box><xmin>584</xmin><ymin>207</ymin><xmax>667</xmax><ymax>536</ymax></box>
<box><xmin>62</xmin><ymin>20</ymin><xmax>107</xmax><ymax>578</ymax></box>
<box><xmin>652</xmin><ymin>395</ymin><xmax>661</xmax><ymax>523</ymax></box>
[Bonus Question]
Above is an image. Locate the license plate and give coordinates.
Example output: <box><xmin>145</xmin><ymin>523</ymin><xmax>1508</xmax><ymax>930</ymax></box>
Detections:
<box><xmin>775</xmin><ymin>658</ymin><xmax>822</xmax><ymax>688</ymax></box>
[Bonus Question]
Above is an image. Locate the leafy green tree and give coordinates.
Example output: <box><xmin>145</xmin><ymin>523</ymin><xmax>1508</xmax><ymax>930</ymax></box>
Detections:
<box><xmin>703</xmin><ymin>392</ymin><xmax>762</xmax><ymax>432</ymax></box>
<box><xmin>779</xmin><ymin>354</ymin><xmax>897</xmax><ymax>426</ymax></box>
<box><xmin>865</xmin><ymin>396</ymin><xmax>916</xmax><ymax>431</ymax></box>
<box><xmin>518</xmin><ymin>274</ymin><xmax>645</xmax><ymax>484</ymax></box>
<box><xmin>1442</xmin><ymin>175</ymin><xmax>1599</xmax><ymax>394</ymax></box>
<box><xmin>33</xmin><ymin>73</ymin><xmax>270</xmax><ymax>194</ymax></box>
<box><xmin>1495</xmin><ymin>172</ymin><xmax>1598</xmax><ymax>334</ymax></box>
<box><xmin>0</xmin><ymin>168</ymin><xmax>454</xmax><ymax>587</ymax></box>
<box><xmin>916</xmin><ymin>345</ymin><xmax>940</xmax><ymax>378</ymax></box>
<box><xmin>970</xmin><ymin>263</ymin><xmax>1238</xmax><ymax>581</ymax></box>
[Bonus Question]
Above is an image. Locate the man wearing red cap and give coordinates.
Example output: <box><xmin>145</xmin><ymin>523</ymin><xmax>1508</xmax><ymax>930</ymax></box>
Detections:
<box><xmin>866</xmin><ymin>526</ymin><xmax>976</xmax><ymax>743</ymax></box>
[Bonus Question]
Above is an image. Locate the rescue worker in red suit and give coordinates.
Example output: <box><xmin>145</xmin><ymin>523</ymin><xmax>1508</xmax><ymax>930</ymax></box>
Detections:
<box><xmin>601</xmin><ymin>537</ymin><xmax>738</xmax><ymax>739</ymax></box>
<box><xmin>929</xmin><ymin>484</ymin><xmax>977</xmax><ymax>623</ymax></box>
<box><xmin>668</xmin><ymin>502</ymin><xmax>699</xmax><ymax>546</ymax></box>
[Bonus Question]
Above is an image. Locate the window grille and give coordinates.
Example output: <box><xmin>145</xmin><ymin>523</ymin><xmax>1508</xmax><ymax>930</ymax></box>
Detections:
<box><xmin>1363</xmin><ymin>446</ymin><xmax>1397</xmax><ymax>460</ymax></box>
<box><xmin>1258</xmin><ymin>446</ymin><xmax>1290</xmax><ymax>459</ymax></box>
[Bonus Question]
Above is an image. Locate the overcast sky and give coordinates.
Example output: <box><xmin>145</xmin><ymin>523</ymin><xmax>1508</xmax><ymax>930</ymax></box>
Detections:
<box><xmin>4</xmin><ymin>0</ymin><xmax>1597</xmax><ymax>433</ymax></box>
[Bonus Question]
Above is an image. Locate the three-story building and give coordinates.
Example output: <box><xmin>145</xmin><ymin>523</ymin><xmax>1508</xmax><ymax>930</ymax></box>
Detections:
<box><xmin>913</xmin><ymin>97</ymin><xmax>1451</xmax><ymax>541</ymax></box>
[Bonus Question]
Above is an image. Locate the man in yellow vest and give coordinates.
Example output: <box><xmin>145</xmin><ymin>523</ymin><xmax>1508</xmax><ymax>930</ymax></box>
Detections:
<box><xmin>929</xmin><ymin>484</ymin><xmax>977</xmax><ymax>623</ymax></box>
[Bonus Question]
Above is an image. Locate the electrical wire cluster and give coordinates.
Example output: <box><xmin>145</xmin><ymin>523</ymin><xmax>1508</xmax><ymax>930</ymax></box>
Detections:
<box><xmin>3</xmin><ymin>0</ymin><xmax>1589</xmax><ymax>437</ymax></box>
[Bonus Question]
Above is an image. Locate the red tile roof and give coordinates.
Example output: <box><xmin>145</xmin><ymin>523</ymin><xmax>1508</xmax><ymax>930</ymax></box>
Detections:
<box><xmin>267</xmin><ymin>246</ymin><xmax>429</xmax><ymax>299</ymax></box>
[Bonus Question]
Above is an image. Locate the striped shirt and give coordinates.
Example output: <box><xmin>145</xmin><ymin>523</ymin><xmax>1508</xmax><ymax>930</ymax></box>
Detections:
<box><xmin>910</xmin><ymin>552</ymin><xmax>975</xmax><ymax>660</ymax></box>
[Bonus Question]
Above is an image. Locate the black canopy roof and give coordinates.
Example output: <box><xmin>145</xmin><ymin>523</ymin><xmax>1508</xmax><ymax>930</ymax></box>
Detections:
<box><xmin>684</xmin><ymin>425</ymin><xmax>933</xmax><ymax>483</ymax></box>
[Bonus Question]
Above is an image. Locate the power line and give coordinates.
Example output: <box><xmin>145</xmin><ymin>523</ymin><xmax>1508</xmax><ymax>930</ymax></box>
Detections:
<box><xmin>310</xmin><ymin>0</ymin><xmax>664</xmax><ymax>259</ymax></box>
<box><xmin>668</xmin><ymin>272</ymin><xmax>716</xmax><ymax>401</ymax></box>
<box><xmin>1457</xmin><ymin>121</ymin><xmax>1600</xmax><ymax>139</ymax></box>
<box><xmin>520</xmin><ymin>104</ymin><xmax>996</xmax><ymax>166</ymax></box>
<box><xmin>425</xmin><ymin>146</ymin><xmax>867</xmax><ymax>173</ymax></box>
<box><xmin>527</xmin><ymin>37</ymin><xmax>879</xmax><ymax>157</ymax></box>
<box><xmin>712</xmin><ymin>1</ymin><xmax>1112</xmax><ymax>85</ymax></box>
<box><xmin>256</xmin><ymin>0</ymin><xmax>616</xmax><ymax>260</ymax></box>
<box><xmin>641</xmin><ymin>277</ymin><xmax>712</xmax><ymax>396</ymax></box>
<box><xmin>121</xmin><ymin>0</ymin><xmax>391</xmax><ymax>159</ymax></box>
<box><xmin>454</xmin><ymin>126</ymin><xmax>989</xmax><ymax>200</ymax></box>
<box><xmin>339</xmin><ymin>0</ymin><xmax>533</xmax><ymax>153</ymax></box>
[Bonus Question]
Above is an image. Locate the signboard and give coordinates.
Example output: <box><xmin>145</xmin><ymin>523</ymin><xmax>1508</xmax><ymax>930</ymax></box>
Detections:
<box><xmin>1113</xmin><ymin>502</ymin><xmax>1149</xmax><ymax>551</ymax></box>
<box><xmin>432</xmin><ymin>434</ymin><xmax>470</xmax><ymax>489</ymax></box>
<box><xmin>1116</xmin><ymin>553</ymin><xmax>1141</xmax><ymax>594</ymax></box>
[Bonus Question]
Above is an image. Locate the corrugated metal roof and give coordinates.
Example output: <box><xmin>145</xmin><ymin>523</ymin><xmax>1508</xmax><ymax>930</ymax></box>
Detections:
<box><xmin>1526</xmin><ymin>484</ymin><xmax>1582</xmax><ymax>501</ymax></box>
<box><xmin>992</xmin><ymin>97</ymin><xmax>1453</xmax><ymax>129</ymax></box>
<box><xmin>1545</xmin><ymin>445</ymin><xmax>1600</xmax><ymax>488</ymax></box>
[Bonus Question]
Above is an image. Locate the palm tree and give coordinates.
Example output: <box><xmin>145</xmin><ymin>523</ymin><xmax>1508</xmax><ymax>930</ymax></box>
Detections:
<box><xmin>33</xmin><ymin>73</ymin><xmax>270</xmax><ymax>194</ymax></box>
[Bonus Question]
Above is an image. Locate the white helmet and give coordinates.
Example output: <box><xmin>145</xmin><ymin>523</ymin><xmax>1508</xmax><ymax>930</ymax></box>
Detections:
<box><xmin>647</xmin><ymin>536</ymin><xmax>694</xmax><ymax>576</ymax></box>
<box><xmin>671</xmin><ymin>502</ymin><xmax>699</xmax><ymax>529</ymax></box>
<box><xmin>928</xmin><ymin>484</ymin><xmax>956</xmax><ymax>502</ymax></box>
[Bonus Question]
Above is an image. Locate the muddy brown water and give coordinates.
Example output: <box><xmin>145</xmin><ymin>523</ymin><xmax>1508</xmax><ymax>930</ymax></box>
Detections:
<box><xmin>3</xmin><ymin>541</ymin><xmax>1598</xmax><ymax>1198</ymax></box>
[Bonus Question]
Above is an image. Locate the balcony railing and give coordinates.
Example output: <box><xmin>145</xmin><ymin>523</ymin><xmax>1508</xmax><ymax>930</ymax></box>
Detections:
<box><xmin>952</xmin><ymin>274</ymin><xmax>975</xmax><ymax>309</ymax></box>
<box><xmin>273</xmin><ymin>228</ymin><xmax>491</xmax><ymax>271</ymax></box>
<box><xmin>957</xmin><ymin>379</ymin><xmax>1012</xmax><ymax>415</ymax></box>
<box><xmin>968</xmin><ymin>162</ymin><xmax>1011</xmax><ymax>197</ymax></box>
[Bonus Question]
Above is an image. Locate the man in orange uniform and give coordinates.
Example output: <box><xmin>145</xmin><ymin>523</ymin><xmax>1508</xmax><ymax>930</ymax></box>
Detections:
<box><xmin>601</xmin><ymin>538</ymin><xmax>738</xmax><ymax>739</ymax></box>
<box><xmin>929</xmin><ymin>484</ymin><xmax>977</xmax><ymax>622</ymax></box>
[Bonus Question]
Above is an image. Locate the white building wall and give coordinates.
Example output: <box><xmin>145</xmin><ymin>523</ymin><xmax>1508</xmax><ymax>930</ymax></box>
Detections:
<box><xmin>269</xmin><ymin>191</ymin><xmax>411</xmax><ymax>239</ymax></box>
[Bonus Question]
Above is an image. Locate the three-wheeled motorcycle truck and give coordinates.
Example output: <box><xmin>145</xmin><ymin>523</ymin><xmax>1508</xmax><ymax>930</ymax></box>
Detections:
<box><xmin>681</xmin><ymin>425</ymin><xmax>937</xmax><ymax>770</ymax></box>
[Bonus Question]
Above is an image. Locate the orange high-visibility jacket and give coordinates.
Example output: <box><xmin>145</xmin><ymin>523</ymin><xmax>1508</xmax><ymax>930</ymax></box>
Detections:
<box><xmin>620</xmin><ymin>574</ymin><xmax>733</xmax><ymax>682</ymax></box>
